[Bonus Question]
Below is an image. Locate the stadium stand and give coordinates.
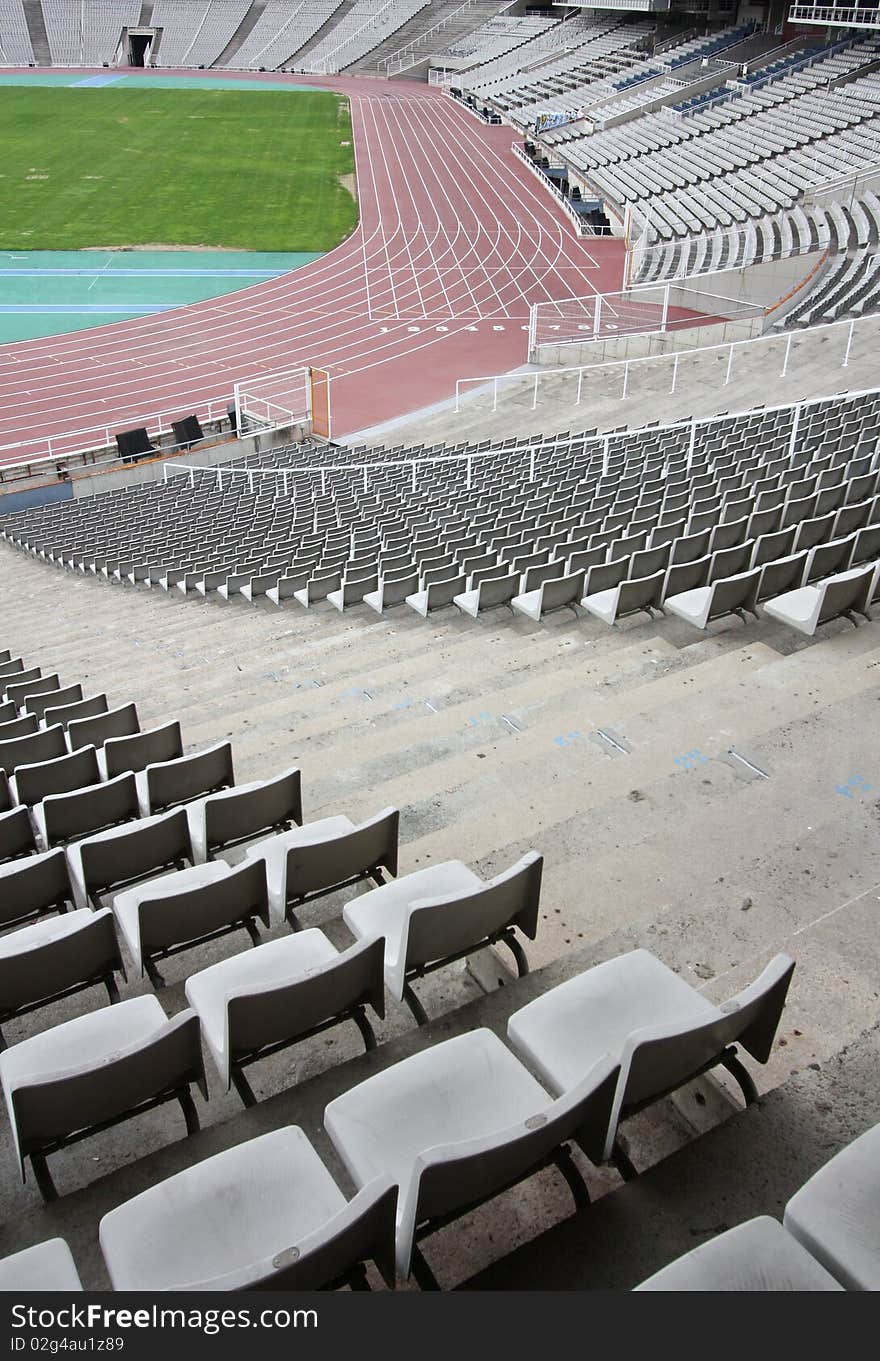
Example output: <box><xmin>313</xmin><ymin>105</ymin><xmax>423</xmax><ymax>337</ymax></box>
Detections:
<box><xmin>300</xmin><ymin>0</ymin><xmax>431</xmax><ymax>74</ymax></box>
<box><xmin>0</xmin><ymin>0</ymin><xmax>35</xmax><ymax>64</ymax></box>
<box><xmin>0</xmin><ymin>1</ymin><xmax>879</xmax><ymax>1299</ymax></box>
<box><xmin>4</xmin><ymin>388</ymin><xmax>878</xmax><ymax>641</ymax></box>
<box><xmin>219</xmin><ymin>0</ymin><xmax>344</xmax><ymax>70</ymax></box>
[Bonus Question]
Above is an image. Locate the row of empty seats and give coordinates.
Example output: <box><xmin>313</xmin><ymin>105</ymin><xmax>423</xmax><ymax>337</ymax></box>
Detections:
<box><xmin>4</xmin><ymin>390</ymin><xmax>880</xmax><ymax>641</ymax></box>
<box><xmin>0</xmin><ymin>646</ymin><xmax>554</xmax><ymax>1213</ymax></box>
<box><xmin>0</xmin><ymin>912</ymin><xmax>800</xmax><ymax>1287</ymax></box>
<box><xmin>221</xmin><ymin>0</ymin><xmax>343</xmax><ymax>71</ymax></box>
<box><xmin>0</xmin><ymin>0</ymin><xmax>34</xmax><ymax>64</ymax></box>
<box><xmin>300</xmin><ymin>0</ymin><xmax>429</xmax><ymax>74</ymax></box>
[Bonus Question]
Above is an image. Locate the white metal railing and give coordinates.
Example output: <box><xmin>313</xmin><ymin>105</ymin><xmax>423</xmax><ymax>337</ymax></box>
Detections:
<box><xmin>161</xmin><ymin>448</ymin><xmax>505</xmax><ymax>495</ymax></box>
<box><xmin>530</xmin><ymin>277</ymin><xmax>765</xmax><ymax>350</ymax></box>
<box><xmin>804</xmin><ymin>159</ymin><xmax>880</xmax><ymax>205</ymax></box>
<box><xmin>233</xmin><ymin>366</ymin><xmax>311</xmax><ymax>438</ymax></box>
<box><xmin>511</xmin><ymin>142</ymin><xmax>609</xmax><ymax>237</ymax></box>
<box><xmin>788</xmin><ymin>5</ymin><xmax>880</xmax><ymax>27</ymax></box>
<box><xmin>456</xmin><ymin>312</ymin><xmax>872</xmax><ymax>414</ymax></box>
<box><xmin>163</xmin><ymin>369</ymin><xmax>880</xmax><ymax>500</ymax></box>
<box><xmin>378</xmin><ymin>0</ymin><xmax>477</xmax><ymax>75</ymax></box>
<box><xmin>0</xmin><ymin>399</ymin><xmax>230</xmax><ymax>483</ymax></box>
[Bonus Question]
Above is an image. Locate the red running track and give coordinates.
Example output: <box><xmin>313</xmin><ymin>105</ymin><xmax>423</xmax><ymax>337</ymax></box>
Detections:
<box><xmin>0</xmin><ymin>71</ymin><xmax>626</xmax><ymax>461</ymax></box>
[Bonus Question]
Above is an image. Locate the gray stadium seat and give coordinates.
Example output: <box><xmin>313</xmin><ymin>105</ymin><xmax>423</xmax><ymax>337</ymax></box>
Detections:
<box><xmin>507</xmin><ymin>949</ymin><xmax>794</xmax><ymax>1172</ymax></box>
<box><xmin>246</xmin><ymin>809</ymin><xmax>399</xmax><ymax>926</ymax></box>
<box><xmin>0</xmin><ymin>1239</ymin><xmax>83</xmax><ymax>1291</ymax></box>
<box><xmin>185</xmin><ymin>932</ymin><xmax>385</xmax><ymax>1103</ymax></box>
<box><xmin>0</xmin><ymin>995</ymin><xmax>205</xmax><ymax>1199</ymax></box>
<box><xmin>325</xmin><ymin>1028</ymin><xmax>619</xmax><ymax>1284</ymax></box>
<box><xmin>343</xmin><ymin>853</ymin><xmax>542</xmax><ymax>1024</ymax></box>
<box><xmin>186</xmin><ymin>767</ymin><xmax>302</xmax><ymax>863</ymax></box>
<box><xmin>635</xmin><ymin>1217</ymin><xmax>843</xmax><ymax>1291</ymax></box>
<box><xmin>0</xmin><ymin>847</ymin><xmax>76</xmax><ymax>932</ymax></box>
<box><xmin>0</xmin><ymin>908</ymin><xmax>122</xmax><ymax>1048</ymax></box>
<box><xmin>112</xmin><ymin>858</ymin><xmax>269</xmax><ymax>985</ymax></box>
<box><xmin>785</xmin><ymin>1121</ymin><xmax>880</xmax><ymax>1291</ymax></box>
<box><xmin>99</xmin><ymin>1128</ymin><xmax>396</xmax><ymax>1290</ymax></box>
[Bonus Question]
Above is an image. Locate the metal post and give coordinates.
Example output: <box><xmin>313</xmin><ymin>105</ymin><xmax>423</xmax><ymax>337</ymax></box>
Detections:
<box><xmin>492</xmin><ymin>378</ymin><xmax>498</xmax><ymax>413</ymax></box>
<box><xmin>532</xmin><ymin>372</ymin><xmax>539</xmax><ymax>410</ymax></box>
<box><xmin>363</xmin><ymin>465</ymin><xmax>368</xmax><ymax>493</ymax></box>
<box><xmin>593</xmin><ymin>294</ymin><xmax>602</xmax><ymax>339</ymax></box>
<box><xmin>602</xmin><ymin>434</ymin><xmax>609</xmax><ymax>477</ymax></box>
<box><xmin>321</xmin><ymin>469</ymin><xmax>326</xmax><ymax>497</ymax></box>
<box><xmin>576</xmin><ymin>368</ymin><xmax>584</xmax><ymax>405</ymax></box>
<box><xmin>724</xmin><ymin>344</ymin><xmax>734</xmax><ymax>385</ymax></box>
<box><xmin>455</xmin><ymin>383</ymin><xmax>461</xmax><ymax>414</ymax></box>
<box><xmin>282</xmin><ymin>470</ymin><xmax>288</xmax><ymax>498</ymax></box>
<box><xmin>780</xmin><ymin>331</ymin><xmax>792</xmax><ymax>379</ymax></box>
<box><xmin>842</xmin><ymin>319</ymin><xmax>855</xmax><ymax>368</ymax></box>
<box><xmin>189</xmin><ymin>469</ymin><xmax>195</xmax><ymax>488</ymax></box>
<box><xmin>660</xmin><ymin>282</ymin><xmax>670</xmax><ymax>334</ymax></box>
<box><xmin>466</xmin><ymin>456</ymin><xmax>472</xmax><ymax>490</ymax></box>
<box><xmin>688</xmin><ymin>419</ymin><xmax>697</xmax><ymax>466</ymax></box>
<box><xmin>412</xmin><ymin>461</ymin><xmax>417</xmax><ymax>493</ymax></box>
<box><xmin>248</xmin><ymin>471</ymin><xmax>254</xmax><ymax>494</ymax></box>
<box><xmin>529</xmin><ymin>448</ymin><xmax>536</xmax><ymax>482</ymax></box>
<box><xmin>621</xmin><ymin>361</ymin><xmax>629</xmax><ymax>400</ymax></box>
<box><xmin>670</xmin><ymin>352</ymin><xmax>679</xmax><ymax>395</ymax></box>
<box><xmin>162</xmin><ymin>464</ymin><xmax>168</xmax><ymax>484</ymax></box>
<box><xmin>788</xmin><ymin>403</ymin><xmax>801</xmax><ymax>459</ymax></box>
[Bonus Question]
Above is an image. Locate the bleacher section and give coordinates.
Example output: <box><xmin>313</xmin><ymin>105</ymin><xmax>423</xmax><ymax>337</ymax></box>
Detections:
<box><xmin>435</xmin><ymin>13</ymin><xmax>559</xmax><ymax>69</ymax></box>
<box><xmin>218</xmin><ymin>0</ymin><xmax>344</xmax><ymax>70</ymax></box>
<box><xmin>150</xmin><ymin>0</ymin><xmax>250</xmax><ymax>68</ymax></box>
<box><xmin>3</xmin><ymin>388</ymin><xmax>879</xmax><ymax>638</ymax></box>
<box><xmin>299</xmin><ymin>0</ymin><xmax>430</xmax><ymax>74</ymax></box>
<box><xmin>0</xmin><ymin>0</ymin><xmax>34</xmax><ymax>63</ymax></box>
<box><xmin>0</xmin><ymin>374</ymin><xmax>879</xmax><ymax>1286</ymax></box>
<box><xmin>557</xmin><ymin>54</ymin><xmax>880</xmax><ymax>243</ymax></box>
<box><xmin>82</xmin><ymin>0</ymin><xmax>140</xmax><ymax>66</ymax></box>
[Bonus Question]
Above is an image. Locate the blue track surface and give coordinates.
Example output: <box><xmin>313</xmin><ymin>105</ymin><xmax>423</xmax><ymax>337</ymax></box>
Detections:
<box><xmin>0</xmin><ymin>250</ymin><xmax>320</xmax><ymax>343</ymax></box>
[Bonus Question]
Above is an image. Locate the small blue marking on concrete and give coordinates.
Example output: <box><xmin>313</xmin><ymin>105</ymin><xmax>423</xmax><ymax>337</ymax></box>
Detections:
<box><xmin>836</xmin><ymin>774</ymin><xmax>874</xmax><ymax>798</ymax></box>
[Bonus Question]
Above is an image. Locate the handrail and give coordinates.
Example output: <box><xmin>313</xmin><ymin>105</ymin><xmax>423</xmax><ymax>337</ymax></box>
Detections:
<box><xmin>511</xmin><ymin>142</ymin><xmax>608</xmax><ymax>238</ymax></box>
<box><xmin>788</xmin><ymin>4</ymin><xmax>880</xmax><ymax>27</ymax></box>
<box><xmin>0</xmin><ymin>399</ymin><xmax>228</xmax><ymax>481</ymax></box>
<box><xmin>378</xmin><ymin>0</ymin><xmax>478</xmax><ymax>74</ymax></box>
<box><xmin>456</xmin><ymin>312</ymin><xmax>871</xmax><ymax>414</ymax></box>
<box><xmin>161</xmin><ymin>363</ymin><xmax>880</xmax><ymax>493</ymax></box>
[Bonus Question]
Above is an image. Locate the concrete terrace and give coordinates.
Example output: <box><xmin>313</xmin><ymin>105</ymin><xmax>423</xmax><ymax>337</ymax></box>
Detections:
<box><xmin>0</xmin><ymin>537</ymin><xmax>878</xmax><ymax>1289</ymax></box>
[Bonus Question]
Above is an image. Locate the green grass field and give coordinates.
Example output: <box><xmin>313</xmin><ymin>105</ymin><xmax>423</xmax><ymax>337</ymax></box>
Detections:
<box><xmin>0</xmin><ymin>87</ymin><xmax>357</xmax><ymax>252</ymax></box>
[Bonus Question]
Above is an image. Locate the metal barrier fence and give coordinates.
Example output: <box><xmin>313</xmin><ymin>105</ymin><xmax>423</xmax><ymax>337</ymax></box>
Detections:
<box><xmin>0</xmin><ymin>398</ymin><xmax>230</xmax><ymax>483</ymax></box>
<box><xmin>165</xmin><ymin>374</ymin><xmax>880</xmax><ymax>497</ymax></box>
<box><xmin>233</xmin><ymin>367</ymin><xmax>311</xmax><ymax>437</ymax></box>
<box><xmin>528</xmin><ymin>279</ymin><xmax>764</xmax><ymax>351</ymax></box>
<box><xmin>459</xmin><ymin>312</ymin><xmax>870</xmax><ymax>415</ymax></box>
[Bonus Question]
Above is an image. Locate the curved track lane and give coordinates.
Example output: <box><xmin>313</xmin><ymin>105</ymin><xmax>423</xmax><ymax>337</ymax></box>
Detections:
<box><xmin>0</xmin><ymin>71</ymin><xmax>624</xmax><ymax>459</ymax></box>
